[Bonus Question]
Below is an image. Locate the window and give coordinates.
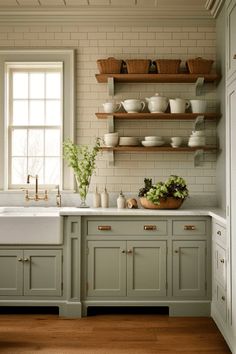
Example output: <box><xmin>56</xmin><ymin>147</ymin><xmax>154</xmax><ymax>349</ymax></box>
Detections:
<box><xmin>0</xmin><ymin>50</ymin><xmax>75</xmax><ymax>191</ymax></box>
<box><xmin>7</xmin><ymin>63</ymin><xmax>62</xmax><ymax>188</ymax></box>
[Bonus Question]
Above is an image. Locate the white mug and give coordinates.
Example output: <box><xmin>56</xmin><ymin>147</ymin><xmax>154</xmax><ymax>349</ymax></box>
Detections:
<box><xmin>190</xmin><ymin>100</ymin><xmax>207</xmax><ymax>113</ymax></box>
<box><xmin>169</xmin><ymin>98</ymin><xmax>190</xmax><ymax>113</ymax></box>
<box><xmin>171</xmin><ymin>136</ymin><xmax>182</xmax><ymax>147</ymax></box>
<box><xmin>103</xmin><ymin>102</ymin><xmax>121</xmax><ymax>113</ymax></box>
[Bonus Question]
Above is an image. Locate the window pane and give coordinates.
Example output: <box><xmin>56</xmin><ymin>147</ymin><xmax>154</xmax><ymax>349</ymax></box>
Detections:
<box><xmin>45</xmin><ymin>129</ymin><xmax>60</xmax><ymax>157</ymax></box>
<box><xmin>12</xmin><ymin>157</ymin><xmax>27</xmax><ymax>184</ymax></box>
<box><xmin>13</xmin><ymin>73</ymin><xmax>28</xmax><ymax>99</ymax></box>
<box><xmin>46</xmin><ymin>73</ymin><xmax>61</xmax><ymax>99</ymax></box>
<box><xmin>29</xmin><ymin>100</ymin><xmax>45</xmax><ymax>125</ymax></box>
<box><xmin>13</xmin><ymin>100</ymin><xmax>28</xmax><ymax>125</ymax></box>
<box><xmin>12</xmin><ymin>129</ymin><xmax>27</xmax><ymax>156</ymax></box>
<box><xmin>28</xmin><ymin>157</ymin><xmax>44</xmax><ymax>181</ymax></box>
<box><xmin>28</xmin><ymin>129</ymin><xmax>44</xmax><ymax>157</ymax></box>
<box><xmin>29</xmin><ymin>73</ymin><xmax>45</xmax><ymax>99</ymax></box>
<box><xmin>46</xmin><ymin>100</ymin><xmax>61</xmax><ymax>125</ymax></box>
<box><xmin>45</xmin><ymin>158</ymin><xmax>60</xmax><ymax>184</ymax></box>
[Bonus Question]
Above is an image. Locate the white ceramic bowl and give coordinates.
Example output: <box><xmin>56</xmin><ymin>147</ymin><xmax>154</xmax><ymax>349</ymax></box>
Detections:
<box><xmin>119</xmin><ymin>137</ymin><xmax>139</xmax><ymax>146</ymax></box>
<box><xmin>142</xmin><ymin>140</ymin><xmax>165</xmax><ymax>147</ymax></box>
<box><xmin>189</xmin><ymin>137</ymin><xmax>206</xmax><ymax>143</ymax></box>
<box><xmin>104</xmin><ymin>135</ymin><xmax>119</xmax><ymax>147</ymax></box>
<box><xmin>104</xmin><ymin>132</ymin><xmax>119</xmax><ymax>137</ymax></box>
<box><xmin>144</xmin><ymin>136</ymin><xmax>163</xmax><ymax>141</ymax></box>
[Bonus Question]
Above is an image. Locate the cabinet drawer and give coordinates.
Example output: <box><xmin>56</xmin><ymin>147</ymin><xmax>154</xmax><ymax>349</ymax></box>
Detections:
<box><xmin>172</xmin><ymin>220</ymin><xmax>206</xmax><ymax>236</ymax></box>
<box><xmin>215</xmin><ymin>283</ymin><xmax>227</xmax><ymax>323</ymax></box>
<box><xmin>87</xmin><ymin>220</ymin><xmax>167</xmax><ymax>236</ymax></box>
<box><xmin>213</xmin><ymin>223</ymin><xmax>226</xmax><ymax>248</ymax></box>
<box><xmin>215</xmin><ymin>244</ymin><xmax>227</xmax><ymax>289</ymax></box>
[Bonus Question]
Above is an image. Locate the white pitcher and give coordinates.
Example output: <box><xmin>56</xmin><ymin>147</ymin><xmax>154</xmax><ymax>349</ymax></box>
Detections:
<box><xmin>103</xmin><ymin>102</ymin><xmax>121</xmax><ymax>113</ymax></box>
<box><xmin>169</xmin><ymin>98</ymin><xmax>190</xmax><ymax>113</ymax></box>
<box><xmin>121</xmin><ymin>99</ymin><xmax>145</xmax><ymax>113</ymax></box>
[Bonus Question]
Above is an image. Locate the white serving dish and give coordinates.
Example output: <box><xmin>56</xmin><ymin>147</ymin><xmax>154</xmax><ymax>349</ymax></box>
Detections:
<box><xmin>144</xmin><ymin>136</ymin><xmax>163</xmax><ymax>141</ymax></box>
<box><xmin>0</xmin><ymin>207</ymin><xmax>62</xmax><ymax>245</ymax></box>
<box><xmin>141</xmin><ymin>140</ymin><xmax>165</xmax><ymax>147</ymax></box>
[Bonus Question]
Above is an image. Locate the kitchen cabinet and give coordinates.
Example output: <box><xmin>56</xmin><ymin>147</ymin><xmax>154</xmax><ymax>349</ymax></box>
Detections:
<box><xmin>172</xmin><ymin>240</ymin><xmax>207</xmax><ymax>298</ymax></box>
<box><xmin>82</xmin><ymin>216</ymin><xmax>211</xmax><ymax>316</ymax></box>
<box><xmin>226</xmin><ymin>0</ymin><xmax>236</xmax><ymax>81</ymax></box>
<box><xmin>87</xmin><ymin>240</ymin><xmax>167</xmax><ymax>298</ymax></box>
<box><xmin>0</xmin><ymin>249</ymin><xmax>62</xmax><ymax>297</ymax></box>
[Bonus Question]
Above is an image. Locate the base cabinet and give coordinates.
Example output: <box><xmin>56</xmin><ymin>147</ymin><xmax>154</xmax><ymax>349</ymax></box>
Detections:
<box><xmin>0</xmin><ymin>249</ymin><xmax>62</xmax><ymax>297</ymax></box>
<box><xmin>87</xmin><ymin>240</ymin><xmax>167</xmax><ymax>298</ymax></box>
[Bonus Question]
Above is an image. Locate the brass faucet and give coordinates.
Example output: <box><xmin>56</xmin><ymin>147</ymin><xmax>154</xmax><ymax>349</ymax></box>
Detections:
<box><xmin>24</xmin><ymin>174</ymin><xmax>48</xmax><ymax>202</ymax></box>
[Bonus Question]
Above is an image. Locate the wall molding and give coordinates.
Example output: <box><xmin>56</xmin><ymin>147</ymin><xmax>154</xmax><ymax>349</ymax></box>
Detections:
<box><xmin>205</xmin><ymin>0</ymin><xmax>225</xmax><ymax>18</ymax></box>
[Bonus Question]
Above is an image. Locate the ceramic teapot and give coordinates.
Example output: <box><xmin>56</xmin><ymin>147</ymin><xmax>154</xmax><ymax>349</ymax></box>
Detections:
<box><xmin>121</xmin><ymin>99</ymin><xmax>145</xmax><ymax>113</ymax></box>
<box><xmin>145</xmin><ymin>93</ymin><xmax>168</xmax><ymax>113</ymax></box>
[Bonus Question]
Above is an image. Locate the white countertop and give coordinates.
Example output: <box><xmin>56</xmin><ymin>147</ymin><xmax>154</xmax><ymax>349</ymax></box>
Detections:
<box><xmin>59</xmin><ymin>207</ymin><xmax>227</xmax><ymax>225</ymax></box>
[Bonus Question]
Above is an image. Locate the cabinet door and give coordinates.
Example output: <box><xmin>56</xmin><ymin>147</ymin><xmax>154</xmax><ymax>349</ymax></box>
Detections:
<box><xmin>87</xmin><ymin>241</ymin><xmax>126</xmax><ymax>297</ymax></box>
<box><xmin>172</xmin><ymin>241</ymin><xmax>206</xmax><ymax>298</ymax></box>
<box><xmin>23</xmin><ymin>250</ymin><xmax>62</xmax><ymax>297</ymax></box>
<box><xmin>127</xmin><ymin>241</ymin><xmax>167</xmax><ymax>297</ymax></box>
<box><xmin>227</xmin><ymin>0</ymin><xmax>236</xmax><ymax>78</ymax></box>
<box><xmin>0</xmin><ymin>250</ymin><xmax>23</xmax><ymax>296</ymax></box>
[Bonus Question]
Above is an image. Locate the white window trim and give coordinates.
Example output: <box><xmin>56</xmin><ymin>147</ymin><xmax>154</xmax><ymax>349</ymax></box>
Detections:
<box><xmin>0</xmin><ymin>49</ymin><xmax>75</xmax><ymax>191</ymax></box>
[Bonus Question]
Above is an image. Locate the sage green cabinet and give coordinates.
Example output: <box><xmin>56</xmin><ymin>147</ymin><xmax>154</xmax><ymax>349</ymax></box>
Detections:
<box><xmin>172</xmin><ymin>241</ymin><xmax>206</xmax><ymax>298</ymax></box>
<box><xmin>87</xmin><ymin>240</ymin><xmax>167</xmax><ymax>298</ymax></box>
<box><xmin>0</xmin><ymin>249</ymin><xmax>62</xmax><ymax>297</ymax></box>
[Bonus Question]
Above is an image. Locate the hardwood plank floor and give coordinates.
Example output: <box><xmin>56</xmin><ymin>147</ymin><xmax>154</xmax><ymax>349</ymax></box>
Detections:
<box><xmin>0</xmin><ymin>311</ymin><xmax>231</xmax><ymax>354</ymax></box>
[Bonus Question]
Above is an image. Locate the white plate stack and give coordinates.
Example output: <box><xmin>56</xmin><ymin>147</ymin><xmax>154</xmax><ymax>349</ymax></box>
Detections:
<box><xmin>188</xmin><ymin>131</ymin><xmax>206</xmax><ymax>147</ymax></box>
<box><xmin>141</xmin><ymin>136</ymin><xmax>165</xmax><ymax>147</ymax></box>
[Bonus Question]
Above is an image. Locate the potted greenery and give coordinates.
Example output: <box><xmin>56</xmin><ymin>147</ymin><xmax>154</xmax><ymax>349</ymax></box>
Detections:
<box><xmin>138</xmin><ymin>175</ymin><xmax>189</xmax><ymax>209</ymax></box>
<box><xmin>63</xmin><ymin>138</ymin><xmax>101</xmax><ymax>208</ymax></box>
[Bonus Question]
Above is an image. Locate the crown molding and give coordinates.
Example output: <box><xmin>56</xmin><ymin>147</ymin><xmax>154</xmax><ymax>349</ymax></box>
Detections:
<box><xmin>0</xmin><ymin>7</ymin><xmax>215</xmax><ymax>24</ymax></box>
<box><xmin>205</xmin><ymin>0</ymin><xmax>225</xmax><ymax>18</ymax></box>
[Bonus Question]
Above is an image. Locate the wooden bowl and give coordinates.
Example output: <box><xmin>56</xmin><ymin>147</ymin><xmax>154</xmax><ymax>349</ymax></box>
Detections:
<box><xmin>140</xmin><ymin>197</ymin><xmax>183</xmax><ymax>209</ymax></box>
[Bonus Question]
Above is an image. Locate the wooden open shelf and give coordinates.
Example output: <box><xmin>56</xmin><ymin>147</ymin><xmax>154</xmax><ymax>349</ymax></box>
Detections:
<box><xmin>101</xmin><ymin>146</ymin><xmax>217</xmax><ymax>152</ymax></box>
<box><xmin>96</xmin><ymin>112</ymin><xmax>220</xmax><ymax>121</ymax></box>
<box><xmin>95</xmin><ymin>73</ymin><xmax>220</xmax><ymax>84</ymax></box>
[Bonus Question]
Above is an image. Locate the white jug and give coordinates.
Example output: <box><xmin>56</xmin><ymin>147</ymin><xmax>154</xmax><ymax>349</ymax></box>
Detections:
<box><xmin>121</xmin><ymin>99</ymin><xmax>145</xmax><ymax>113</ymax></box>
<box><xmin>169</xmin><ymin>98</ymin><xmax>190</xmax><ymax>113</ymax></box>
<box><xmin>145</xmin><ymin>93</ymin><xmax>168</xmax><ymax>113</ymax></box>
<box><xmin>103</xmin><ymin>102</ymin><xmax>121</xmax><ymax>113</ymax></box>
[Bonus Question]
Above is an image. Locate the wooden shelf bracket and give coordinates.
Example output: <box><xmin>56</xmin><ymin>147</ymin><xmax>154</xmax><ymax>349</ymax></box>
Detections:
<box><xmin>194</xmin><ymin>149</ymin><xmax>204</xmax><ymax>166</ymax></box>
<box><xmin>194</xmin><ymin>115</ymin><xmax>205</xmax><ymax>130</ymax></box>
<box><xmin>108</xmin><ymin>77</ymin><xmax>115</xmax><ymax>96</ymax></box>
<box><xmin>195</xmin><ymin>77</ymin><xmax>205</xmax><ymax>96</ymax></box>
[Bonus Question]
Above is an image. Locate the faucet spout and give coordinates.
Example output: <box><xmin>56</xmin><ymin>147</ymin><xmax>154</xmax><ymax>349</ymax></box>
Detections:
<box><xmin>25</xmin><ymin>174</ymin><xmax>47</xmax><ymax>202</ymax></box>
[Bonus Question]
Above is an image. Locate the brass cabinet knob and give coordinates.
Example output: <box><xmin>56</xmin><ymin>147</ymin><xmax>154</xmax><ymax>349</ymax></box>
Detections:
<box><xmin>24</xmin><ymin>258</ymin><xmax>30</xmax><ymax>262</ymax></box>
<box><xmin>221</xmin><ymin>296</ymin><xmax>225</xmax><ymax>301</ymax></box>
<box><xmin>233</xmin><ymin>54</ymin><xmax>236</xmax><ymax>59</ymax></box>
<box><xmin>17</xmin><ymin>258</ymin><xmax>23</xmax><ymax>262</ymax></box>
<box><xmin>184</xmin><ymin>225</ymin><xmax>196</xmax><ymax>231</ymax></box>
<box><xmin>127</xmin><ymin>249</ymin><xmax>132</xmax><ymax>254</ymax></box>
<box><xmin>217</xmin><ymin>230</ymin><xmax>222</xmax><ymax>236</ymax></box>
<box><xmin>144</xmin><ymin>225</ymin><xmax>157</xmax><ymax>231</ymax></box>
<box><xmin>220</xmin><ymin>258</ymin><xmax>225</xmax><ymax>264</ymax></box>
<box><xmin>97</xmin><ymin>225</ymin><xmax>111</xmax><ymax>231</ymax></box>
<box><xmin>174</xmin><ymin>250</ymin><xmax>179</xmax><ymax>253</ymax></box>
<box><xmin>121</xmin><ymin>250</ymin><xmax>126</xmax><ymax>254</ymax></box>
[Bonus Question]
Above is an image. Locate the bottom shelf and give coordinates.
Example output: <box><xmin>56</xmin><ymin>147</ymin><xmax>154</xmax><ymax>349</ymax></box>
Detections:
<box><xmin>100</xmin><ymin>145</ymin><xmax>218</xmax><ymax>166</ymax></box>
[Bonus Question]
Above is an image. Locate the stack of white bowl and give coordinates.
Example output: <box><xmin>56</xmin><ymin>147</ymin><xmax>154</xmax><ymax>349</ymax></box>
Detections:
<box><xmin>104</xmin><ymin>132</ymin><xmax>119</xmax><ymax>147</ymax></box>
<box><xmin>188</xmin><ymin>130</ymin><xmax>206</xmax><ymax>147</ymax></box>
<box><xmin>119</xmin><ymin>137</ymin><xmax>139</xmax><ymax>146</ymax></box>
<box><xmin>142</xmin><ymin>136</ymin><xmax>165</xmax><ymax>147</ymax></box>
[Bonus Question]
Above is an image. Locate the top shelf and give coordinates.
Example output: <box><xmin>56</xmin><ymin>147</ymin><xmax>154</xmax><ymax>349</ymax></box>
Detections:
<box><xmin>95</xmin><ymin>73</ymin><xmax>220</xmax><ymax>84</ymax></box>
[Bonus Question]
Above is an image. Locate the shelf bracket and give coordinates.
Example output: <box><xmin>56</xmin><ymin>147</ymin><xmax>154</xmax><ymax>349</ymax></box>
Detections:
<box><xmin>107</xmin><ymin>115</ymin><xmax>115</xmax><ymax>133</ymax></box>
<box><xmin>194</xmin><ymin>149</ymin><xmax>204</xmax><ymax>167</ymax></box>
<box><xmin>193</xmin><ymin>115</ymin><xmax>205</xmax><ymax>131</ymax></box>
<box><xmin>195</xmin><ymin>77</ymin><xmax>205</xmax><ymax>96</ymax></box>
<box><xmin>108</xmin><ymin>77</ymin><xmax>115</xmax><ymax>97</ymax></box>
<box><xmin>107</xmin><ymin>150</ymin><xmax>114</xmax><ymax>166</ymax></box>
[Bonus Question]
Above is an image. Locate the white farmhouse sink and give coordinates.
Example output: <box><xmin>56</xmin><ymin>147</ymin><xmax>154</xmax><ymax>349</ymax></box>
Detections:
<box><xmin>0</xmin><ymin>207</ymin><xmax>62</xmax><ymax>245</ymax></box>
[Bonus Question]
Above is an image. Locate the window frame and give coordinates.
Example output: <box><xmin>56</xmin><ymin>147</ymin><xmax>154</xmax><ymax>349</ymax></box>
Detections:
<box><xmin>0</xmin><ymin>49</ymin><xmax>75</xmax><ymax>191</ymax></box>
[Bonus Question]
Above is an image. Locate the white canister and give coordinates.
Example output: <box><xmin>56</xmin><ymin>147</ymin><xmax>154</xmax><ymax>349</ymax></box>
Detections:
<box><xmin>93</xmin><ymin>186</ymin><xmax>101</xmax><ymax>208</ymax></box>
<box><xmin>190</xmin><ymin>100</ymin><xmax>207</xmax><ymax>113</ymax></box>
<box><xmin>101</xmin><ymin>187</ymin><xmax>109</xmax><ymax>208</ymax></box>
<box><xmin>117</xmin><ymin>191</ymin><xmax>126</xmax><ymax>209</ymax></box>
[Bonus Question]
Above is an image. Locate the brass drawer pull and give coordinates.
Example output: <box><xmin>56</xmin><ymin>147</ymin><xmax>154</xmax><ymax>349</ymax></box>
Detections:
<box><xmin>217</xmin><ymin>230</ymin><xmax>222</xmax><ymax>236</ymax></box>
<box><xmin>221</xmin><ymin>296</ymin><xmax>225</xmax><ymax>301</ymax></box>
<box><xmin>184</xmin><ymin>225</ymin><xmax>196</xmax><ymax>231</ymax></box>
<box><xmin>97</xmin><ymin>225</ymin><xmax>111</xmax><ymax>231</ymax></box>
<box><xmin>127</xmin><ymin>249</ymin><xmax>132</xmax><ymax>254</ymax></box>
<box><xmin>220</xmin><ymin>258</ymin><xmax>225</xmax><ymax>264</ymax></box>
<box><xmin>233</xmin><ymin>54</ymin><xmax>236</xmax><ymax>59</ymax></box>
<box><xmin>144</xmin><ymin>225</ymin><xmax>157</xmax><ymax>231</ymax></box>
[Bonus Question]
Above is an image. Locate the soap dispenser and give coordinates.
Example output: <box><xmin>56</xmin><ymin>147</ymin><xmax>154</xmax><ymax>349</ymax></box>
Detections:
<box><xmin>101</xmin><ymin>187</ymin><xmax>109</xmax><ymax>208</ymax></box>
<box><xmin>117</xmin><ymin>190</ymin><xmax>126</xmax><ymax>209</ymax></box>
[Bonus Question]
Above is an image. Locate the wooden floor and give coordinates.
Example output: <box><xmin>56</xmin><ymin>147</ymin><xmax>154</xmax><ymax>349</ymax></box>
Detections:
<box><xmin>0</xmin><ymin>310</ymin><xmax>231</xmax><ymax>354</ymax></box>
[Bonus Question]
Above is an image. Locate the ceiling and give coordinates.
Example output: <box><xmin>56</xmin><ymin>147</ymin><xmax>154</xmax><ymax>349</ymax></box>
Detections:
<box><xmin>0</xmin><ymin>0</ymin><xmax>217</xmax><ymax>23</ymax></box>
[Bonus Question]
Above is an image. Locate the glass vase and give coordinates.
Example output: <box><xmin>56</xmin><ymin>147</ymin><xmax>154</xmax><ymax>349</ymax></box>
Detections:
<box><xmin>75</xmin><ymin>175</ymin><xmax>90</xmax><ymax>208</ymax></box>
